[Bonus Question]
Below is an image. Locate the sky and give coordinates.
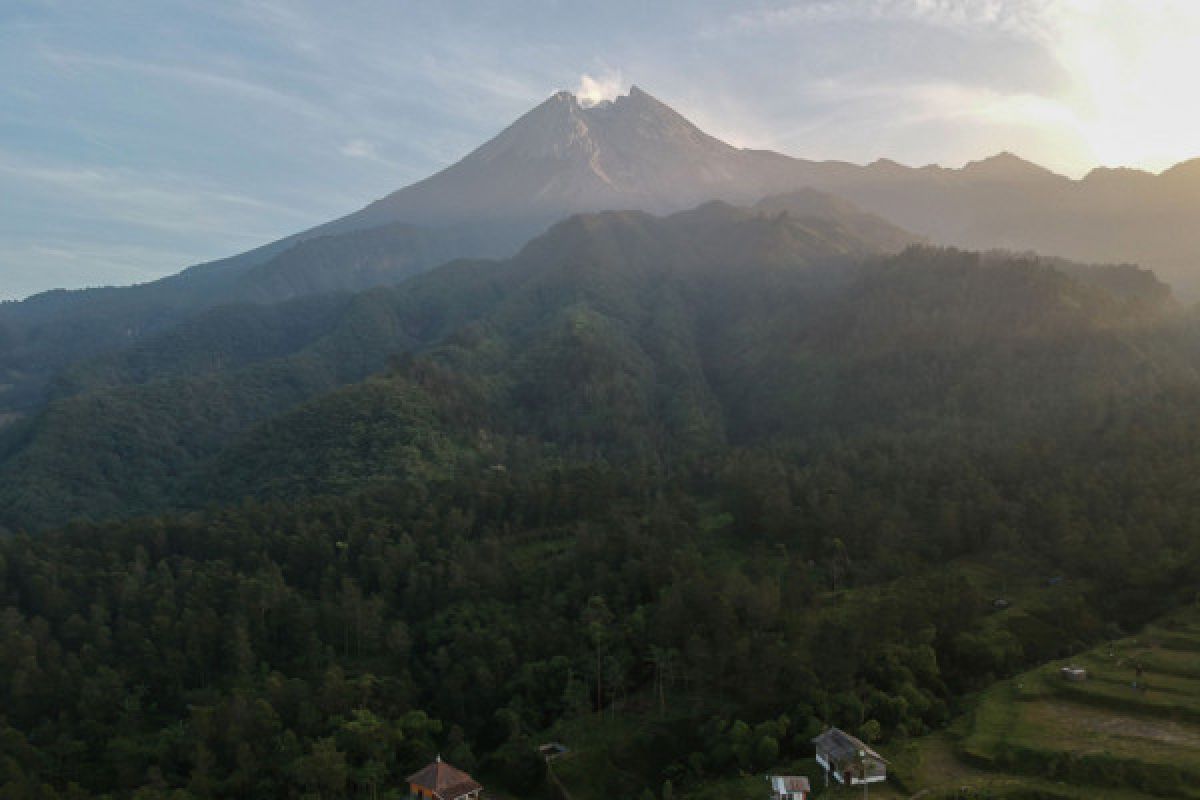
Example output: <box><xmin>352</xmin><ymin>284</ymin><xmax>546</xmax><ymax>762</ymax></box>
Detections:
<box><xmin>3</xmin><ymin>0</ymin><xmax>1199</xmax><ymax>300</ymax></box>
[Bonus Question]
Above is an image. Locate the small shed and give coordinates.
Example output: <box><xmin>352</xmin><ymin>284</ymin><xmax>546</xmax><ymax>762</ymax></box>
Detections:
<box><xmin>767</xmin><ymin>774</ymin><xmax>811</xmax><ymax>800</ymax></box>
<box><xmin>811</xmin><ymin>728</ymin><xmax>887</xmax><ymax>786</ymax></box>
<box><xmin>539</xmin><ymin>742</ymin><xmax>569</xmax><ymax>761</ymax></box>
<box><xmin>1060</xmin><ymin>666</ymin><xmax>1088</xmax><ymax>681</ymax></box>
<box><xmin>407</xmin><ymin>756</ymin><xmax>483</xmax><ymax>800</ymax></box>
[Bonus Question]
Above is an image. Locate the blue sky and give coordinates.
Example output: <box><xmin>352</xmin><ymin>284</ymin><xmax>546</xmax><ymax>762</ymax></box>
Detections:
<box><xmin>3</xmin><ymin>1</ymin><xmax>1197</xmax><ymax>300</ymax></box>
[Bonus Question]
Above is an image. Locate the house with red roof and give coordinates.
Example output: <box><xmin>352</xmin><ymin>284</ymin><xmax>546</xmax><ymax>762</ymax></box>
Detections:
<box><xmin>407</xmin><ymin>756</ymin><xmax>483</xmax><ymax>800</ymax></box>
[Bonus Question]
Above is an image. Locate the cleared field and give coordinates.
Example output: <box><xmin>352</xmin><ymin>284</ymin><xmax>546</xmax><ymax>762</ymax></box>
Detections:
<box><xmin>923</xmin><ymin>605</ymin><xmax>1200</xmax><ymax>798</ymax></box>
<box><xmin>1021</xmin><ymin>696</ymin><xmax>1200</xmax><ymax>762</ymax></box>
<box><xmin>891</xmin><ymin>732</ymin><xmax>1170</xmax><ymax>800</ymax></box>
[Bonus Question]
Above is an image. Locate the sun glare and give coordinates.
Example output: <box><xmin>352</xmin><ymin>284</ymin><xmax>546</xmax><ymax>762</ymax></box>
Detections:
<box><xmin>1051</xmin><ymin>0</ymin><xmax>1200</xmax><ymax>171</ymax></box>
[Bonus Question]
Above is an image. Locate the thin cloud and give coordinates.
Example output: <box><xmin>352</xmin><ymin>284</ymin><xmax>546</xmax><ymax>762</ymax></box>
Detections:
<box><xmin>723</xmin><ymin>0</ymin><xmax>1055</xmax><ymax>40</ymax></box>
<box><xmin>340</xmin><ymin>139</ymin><xmax>377</xmax><ymax>159</ymax></box>
<box><xmin>0</xmin><ymin>239</ymin><xmax>201</xmax><ymax>300</ymax></box>
<box><xmin>0</xmin><ymin>150</ymin><xmax>315</xmax><ymax>238</ymax></box>
<box><xmin>37</xmin><ymin>48</ymin><xmax>333</xmax><ymax>125</ymax></box>
<box><xmin>338</xmin><ymin>138</ymin><xmax>408</xmax><ymax>172</ymax></box>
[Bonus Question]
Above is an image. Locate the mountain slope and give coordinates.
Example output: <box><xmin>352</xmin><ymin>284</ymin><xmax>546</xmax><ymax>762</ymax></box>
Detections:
<box><xmin>210</xmin><ymin>251</ymin><xmax>1183</xmax><ymax>507</ymax></box>
<box><xmin>1</xmin><ymin>197</ymin><xmax>1186</xmax><ymax>532</ymax></box>
<box><xmin>0</xmin><ymin>197</ymin><xmax>918</xmax><ymax>529</ymax></box>
<box><xmin>5</xmin><ymin>85</ymin><xmax>1200</xmax><ymax>425</ymax></box>
<box><xmin>349</xmin><ymin>84</ymin><xmax>1200</xmax><ymax>299</ymax></box>
<box><xmin>349</xmin><ymin>87</ymin><xmax>791</xmax><ymax>228</ymax></box>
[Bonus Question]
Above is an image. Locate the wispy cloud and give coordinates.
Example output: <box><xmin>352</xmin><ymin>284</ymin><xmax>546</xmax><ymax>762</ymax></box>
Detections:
<box><xmin>722</xmin><ymin>0</ymin><xmax>1055</xmax><ymax>39</ymax></box>
<box><xmin>36</xmin><ymin>47</ymin><xmax>338</xmax><ymax>127</ymax></box>
<box><xmin>0</xmin><ymin>238</ymin><xmax>209</xmax><ymax>300</ymax></box>
<box><xmin>340</xmin><ymin>139</ymin><xmax>376</xmax><ymax>160</ymax></box>
<box><xmin>0</xmin><ymin>150</ymin><xmax>315</xmax><ymax>237</ymax></box>
<box><xmin>338</xmin><ymin>138</ymin><xmax>410</xmax><ymax>172</ymax></box>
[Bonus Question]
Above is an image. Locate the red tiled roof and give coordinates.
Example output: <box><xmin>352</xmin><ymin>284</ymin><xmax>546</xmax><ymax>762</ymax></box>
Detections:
<box><xmin>771</xmin><ymin>776</ymin><xmax>811</xmax><ymax>793</ymax></box>
<box><xmin>407</xmin><ymin>759</ymin><xmax>482</xmax><ymax>799</ymax></box>
<box><xmin>439</xmin><ymin>780</ymin><xmax>483</xmax><ymax>799</ymax></box>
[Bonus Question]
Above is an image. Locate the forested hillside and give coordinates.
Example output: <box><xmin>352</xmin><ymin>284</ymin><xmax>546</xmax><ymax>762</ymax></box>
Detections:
<box><xmin>8</xmin><ymin>371</ymin><xmax>1200</xmax><ymax>798</ymax></box>
<box><xmin>0</xmin><ymin>221</ymin><xmax>519</xmax><ymax>421</ymax></box>
<box><xmin>5</xmin><ymin>194</ymin><xmax>1200</xmax><ymax>798</ymax></box>
<box><xmin>0</xmin><ymin>196</ymin><xmax>922</xmax><ymax>530</ymax></box>
<box><xmin>2</xmin><ymin>195</ymin><xmax>1187</xmax><ymax>532</ymax></box>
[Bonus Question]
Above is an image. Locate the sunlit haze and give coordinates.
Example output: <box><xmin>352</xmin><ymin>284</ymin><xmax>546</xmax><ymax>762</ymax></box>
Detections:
<box><xmin>1044</xmin><ymin>0</ymin><xmax>1200</xmax><ymax>170</ymax></box>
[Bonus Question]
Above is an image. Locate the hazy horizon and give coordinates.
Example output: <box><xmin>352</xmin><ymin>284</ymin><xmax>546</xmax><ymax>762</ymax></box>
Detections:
<box><xmin>4</xmin><ymin>0</ymin><xmax>1200</xmax><ymax>300</ymax></box>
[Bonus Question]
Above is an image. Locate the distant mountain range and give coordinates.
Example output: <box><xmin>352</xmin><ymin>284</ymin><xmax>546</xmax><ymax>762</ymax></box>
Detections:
<box><xmin>2</xmin><ymin>85</ymin><xmax>1199</xmax><ymax>439</ymax></box>
<box><xmin>286</xmin><ymin>87</ymin><xmax>1200</xmax><ymax>301</ymax></box>
<box><xmin>346</xmin><ymin>87</ymin><xmax>1200</xmax><ymax>291</ymax></box>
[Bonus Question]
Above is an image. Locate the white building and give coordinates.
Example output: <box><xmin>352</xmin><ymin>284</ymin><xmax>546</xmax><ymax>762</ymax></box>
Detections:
<box><xmin>767</xmin><ymin>774</ymin><xmax>811</xmax><ymax>800</ymax></box>
<box><xmin>811</xmin><ymin>728</ymin><xmax>887</xmax><ymax>786</ymax></box>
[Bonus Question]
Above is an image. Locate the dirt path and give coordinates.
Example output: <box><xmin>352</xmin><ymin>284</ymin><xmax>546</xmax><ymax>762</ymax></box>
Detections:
<box><xmin>913</xmin><ymin>733</ymin><xmax>997</xmax><ymax>785</ymax></box>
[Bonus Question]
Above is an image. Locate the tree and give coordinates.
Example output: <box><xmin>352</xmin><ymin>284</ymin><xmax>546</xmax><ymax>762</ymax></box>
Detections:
<box><xmin>581</xmin><ymin>596</ymin><xmax>614</xmax><ymax>712</ymax></box>
<box><xmin>294</xmin><ymin>738</ymin><xmax>347</xmax><ymax>800</ymax></box>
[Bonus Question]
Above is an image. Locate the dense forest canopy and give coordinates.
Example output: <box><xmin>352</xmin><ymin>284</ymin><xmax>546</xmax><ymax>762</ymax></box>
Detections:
<box><xmin>4</xmin><ymin>198</ymin><xmax>1200</xmax><ymax>798</ymax></box>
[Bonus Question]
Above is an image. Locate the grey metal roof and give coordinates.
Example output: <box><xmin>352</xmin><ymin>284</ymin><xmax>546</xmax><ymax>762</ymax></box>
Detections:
<box><xmin>811</xmin><ymin>727</ymin><xmax>887</xmax><ymax>765</ymax></box>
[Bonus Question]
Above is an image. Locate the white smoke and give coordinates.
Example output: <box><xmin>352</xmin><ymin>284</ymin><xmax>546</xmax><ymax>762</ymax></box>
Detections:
<box><xmin>575</xmin><ymin>71</ymin><xmax>623</xmax><ymax>107</ymax></box>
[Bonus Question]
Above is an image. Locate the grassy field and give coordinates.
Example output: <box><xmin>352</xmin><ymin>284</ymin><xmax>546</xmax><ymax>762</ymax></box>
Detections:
<box><xmin>888</xmin><ymin>604</ymin><xmax>1200</xmax><ymax>799</ymax></box>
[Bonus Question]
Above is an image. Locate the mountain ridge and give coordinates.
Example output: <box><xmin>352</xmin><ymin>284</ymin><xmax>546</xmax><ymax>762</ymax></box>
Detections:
<box><xmin>4</xmin><ymin>85</ymin><xmax>1200</xmax><ymax>426</ymax></box>
<box><xmin>0</xmin><ymin>196</ymin><xmax>1178</xmax><ymax>531</ymax></box>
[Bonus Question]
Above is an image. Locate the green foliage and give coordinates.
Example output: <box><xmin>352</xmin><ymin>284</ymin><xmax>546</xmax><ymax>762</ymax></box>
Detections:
<box><xmin>952</xmin><ymin>612</ymin><xmax>1200</xmax><ymax>798</ymax></box>
<box><xmin>0</xmin><ymin>204</ymin><xmax>1186</xmax><ymax>534</ymax></box>
<box><xmin>0</xmin><ymin>220</ymin><xmax>522</xmax><ymax>420</ymax></box>
<box><xmin>0</xmin><ymin>204</ymin><xmax>1198</xmax><ymax>798</ymax></box>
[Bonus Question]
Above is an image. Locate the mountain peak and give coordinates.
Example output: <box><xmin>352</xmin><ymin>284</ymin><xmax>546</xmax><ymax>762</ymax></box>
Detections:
<box><xmin>1159</xmin><ymin>157</ymin><xmax>1200</xmax><ymax>184</ymax></box>
<box><xmin>960</xmin><ymin>151</ymin><xmax>1060</xmax><ymax>181</ymax></box>
<box><xmin>549</xmin><ymin>84</ymin><xmax>662</xmax><ymax>110</ymax></box>
<box><xmin>623</xmin><ymin>84</ymin><xmax>659</xmax><ymax>105</ymax></box>
<box><xmin>1082</xmin><ymin>165</ymin><xmax>1155</xmax><ymax>185</ymax></box>
<box><xmin>354</xmin><ymin>86</ymin><xmax>754</xmax><ymax>227</ymax></box>
<box><xmin>463</xmin><ymin>85</ymin><xmax>704</xmax><ymax>163</ymax></box>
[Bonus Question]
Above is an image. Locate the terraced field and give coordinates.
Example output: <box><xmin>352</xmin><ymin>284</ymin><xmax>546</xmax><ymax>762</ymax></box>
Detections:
<box><xmin>892</xmin><ymin>608</ymin><xmax>1200</xmax><ymax>798</ymax></box>
<box><xmin>542</xmin><ymin>593</ymin><xmax>1200</xmax><ymax>800</ymax></box>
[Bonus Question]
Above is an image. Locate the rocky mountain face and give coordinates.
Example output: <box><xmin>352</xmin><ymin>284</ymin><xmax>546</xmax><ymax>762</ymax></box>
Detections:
<box><xmin>345</xmin><ymin>87</ymin><xmax>782</xmax><ymax>228</ymax></box>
